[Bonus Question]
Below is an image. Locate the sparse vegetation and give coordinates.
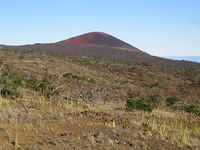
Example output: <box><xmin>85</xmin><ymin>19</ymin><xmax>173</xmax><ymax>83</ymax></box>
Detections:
<box><xmin>149</xmin><ymin>82</ymin><xmax>166</xmax><ymax>89</ymax></box>
<box><xmin>126</xmin><ymin>94</ymin><xmax>164</xmax><ymax>112</ymax></box>
<box><xmin>0</xmin><ymin>50</ymin><xmax>199</xmax><ymax>150</ymax></box>
<box><xmin>0</xmin><ymin>72</ymin><xmax>23</xmax><ymax>98</ymax></box>
<box><xmin>25</xmin><ymin>78</ymin><xmax>60</xmax><ymax>98</ymax></box>
<box><xmin>184</xmin><ymin>104</ymin><xmax>200</xmax><ymax>115</ymax></box>
<box><xmin>166</xmin><ymin>96</ymin><xmax>180</xmax><ymax>106</ymax></box>
<box><xmin>0</xmin><ymin>71</ymin><xmax>59</xmax><ymax>98</ymax></box>
<box><xmin>142</xmin><ymin>111</ymin><xmax>198</xmax><ymax>145</ymax></box>
<box><xmin>148</xmin><ymin>95</ymin><xmax>164</xmax><ymax>107</ymax></box>
<box><xmin>126</xmin><ymin>95</ymin><xmax>155</xmax><ymax>112</ymax></box>
<box><xmin>63</xmin><ymin>72</ymin><xmax>95</xmax><ymax>83</ymax></box>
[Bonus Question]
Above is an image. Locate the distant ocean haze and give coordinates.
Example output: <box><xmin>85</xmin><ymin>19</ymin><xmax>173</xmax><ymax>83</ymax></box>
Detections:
<box><xmin>163</xmin><ymin>56</ymin><xmax>200</xmax><ymax>63</ymax></box>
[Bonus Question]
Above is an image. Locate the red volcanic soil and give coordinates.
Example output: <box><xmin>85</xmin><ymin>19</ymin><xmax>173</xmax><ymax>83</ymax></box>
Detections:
<box><xmin>62</xmin><ymin>32</ymin><xmax>134</xmax><ymax>49</ymax></box>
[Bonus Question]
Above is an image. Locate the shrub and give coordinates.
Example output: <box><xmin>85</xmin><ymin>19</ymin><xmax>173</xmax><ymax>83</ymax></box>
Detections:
<box><xmin>0</xmin><ymin>72</ymin><xmax>24</xmax><ymax>98</ymax></box>
<box><xmin>148</xmin><ymin>95</ymin><xmax>163</xmax><ymax>108</ymax></box>
<box><xmin>166</xmin><ymin>96</ymin><xmax>180</xmax><ymax>106</ymax></box>
<box><xmin>126</xmin><ymin>96</ymin><xmax>155</xmax><ymax>112</ymax></box>
<box><xmin>184</xmin><ymin>104</ymin><xmax>200</xmax><ymax>116</ymax></box>
<box><xmin>63</xmin><ymin>72</ymin><xmax>95</xmax><ymax>83</ymax></box>
<box><xmin>87</xmin><ymin>78</ymin><xmax>96</xmax><ymax>83</ymax></box>
<box><xmin>18</xmin><ymin>55</ymin><xmax>24</xmax><ymax>59</ymax></box>
<box><xmin>191</xmin><ymin>80</ymin><xmax>200</xmax><ymax>87</ymax></box>
<box><xmin>0</xmin><ymin>88</ymin><xmax>20</xmax><ymax>98</ymax></box>
<box><xmin>2</xmin><ymin>72</ymin><xmax>25</xmax><ymax>89</ymax></box>
<box><xmin>63</xmin><ymin>72</ymin><xmax>80</xmax><ymax>80</ymax></box>
<box><xmin>0</xmin><ymin>71</ymin><xmax>59</xmax><ymax>98</ymax></box>
<box><xmin>25</xmin><ymin>78</ymin><xmax>59</xmax><ymax>98</ymax></box>
<box><xmin>149</xmin><ymin>82</ymin><xmax>165</xmax><ymax>89</ymax></box>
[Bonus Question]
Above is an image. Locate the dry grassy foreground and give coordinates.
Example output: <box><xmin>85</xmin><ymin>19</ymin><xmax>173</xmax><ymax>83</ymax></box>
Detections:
<box><xmin>0</xmin><ymin>97</ymin><xmax>199</xmax><ymax>150</ymax></box>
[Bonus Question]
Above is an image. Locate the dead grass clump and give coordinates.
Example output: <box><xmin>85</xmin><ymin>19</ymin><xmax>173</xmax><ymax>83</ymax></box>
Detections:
<box><xmin>140</xmin><ymin>110</ymin><xmax>200</xmax><ymax>146</ymax></box>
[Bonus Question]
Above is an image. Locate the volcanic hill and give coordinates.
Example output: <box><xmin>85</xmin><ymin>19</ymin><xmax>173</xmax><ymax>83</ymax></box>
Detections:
<box><xmin>2</xmin><ymin>32</ymin><xmax>200</xmax><ymax>68</ymax></box>
<box><xmin>61</xmin><ymin>32</ymin><xmax>138</xmax><ymax>50</ymax></box>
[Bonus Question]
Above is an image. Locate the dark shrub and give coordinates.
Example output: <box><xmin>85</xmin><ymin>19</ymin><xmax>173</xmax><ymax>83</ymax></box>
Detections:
<box><xmin>63</xmin><ymin>72</ymin><xmax>95</xmax><ymax>83</ymax></box>
<box><xmin>126</xmin><ymin>96</ymin><xmax>155</xmax><ymax>112</ymax></box>
<box><xmin>18</xmin><ymin>55</ymin><xmax>24</xmax><ymax>59</ymax></box>
<box><xmin>0</xmin><ymin>88</ymin><xmax>20</xmax><ymax>98</ymax></box>
<box><xmin>166</xmin><ymin>96</ymin><xmax>180</xmax><ymax>106</ymax></box>
<box><xmin>63</xmin><ymin>73</ymin><xmax>78</xmax><ymax>80</ymax></box>
<box><xmin>26</xmin><ymin>78</ymin><xmax>59</xmax><ymax>98</ymax></box>
<box><xmin>1</xmin><ymin>71</ymin><xmax>60</xmax><ymax>98</ymax></box>
<box><xmin>3</xmin><ymin>72</ymin><xmax>25</xmax><ymax>88</ymax></box>
<box><xmin>88</xmin><ymin>78</ymin><xmax>96</xmax><ymax>83</ymax></box>
<box><xmin>0</xmin><ymin>72</ymin><xmax>24</xmax><ymax>98</ymax></box>
<box><xmin>149</xmin><ymin>82</ymin><xmax>166</xmax><ymax>89</ymax></box>
<box><xmin>149</xmin><ymin>95</ymin><xmax>163</xmax><ymax>107</ymax></box>
<box><xmin>184</xmin><ymin>104</ymin><xmax>200</xmax><ymax>115</ymax></box>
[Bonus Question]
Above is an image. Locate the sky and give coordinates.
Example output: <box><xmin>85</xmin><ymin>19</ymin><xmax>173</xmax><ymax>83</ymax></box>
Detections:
<box><xmin>0</xmin><ymin>0</ymin><xmax>200</xmax><ymax>56</ymax></box>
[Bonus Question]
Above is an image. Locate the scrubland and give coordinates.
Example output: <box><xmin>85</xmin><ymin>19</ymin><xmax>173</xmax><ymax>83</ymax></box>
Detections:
<box><xmin>0</xmin><ymin>50</ymin><xmax>199</xmax><ymax>150</ymax></box>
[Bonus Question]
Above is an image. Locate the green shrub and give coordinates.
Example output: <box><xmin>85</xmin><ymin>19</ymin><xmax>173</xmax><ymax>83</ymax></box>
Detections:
<box><xmin>18</xmin><ymin>55</ymin><xmax>24</xmax><ymax>59</ymax></box>
<box><xmin>63</xmin><ymin>72</ymin><xmax>80</xmax><ymax>80</ymax></box>
<box><xmin>63</xmin><ymin>72</ymin><xmax>95</xmax><ymax>83</ymax></box>
<box><xmin>25</xmin><ymin>78</ymin><xmax>59</xmax><ymax>98</ymax></box>
<box><xmin>126</xmin><ymin>96</ymin><xmax>155</xmax><ymax>112</ymax></box>
<box><xmin>0</xmin><ymin>88</ymin><xmax>20</xmax><ymax>98</ymax></box>
<box><xmin>148</xmin><ymin>95</ymin><xmax>163</xmax><ymax>107</ymax></box>
<box><xmin>166</xmin><ymin>96</ymin><xmax>180</xmax><ymax>106</ymax></box>
<box><xmin>2</xmin><ymin>72</ymin><xmax>25</xmax><ymax>88</ymax></box>
<box><xmin>0</xmin><ymin>72</ymin><xmax>24</xmax><ymax>98</ymax></box>
<box><xmin>0</xmin><ymin>71</ymin><xmax>59</xmax><ymax>98</ymax></box>
<box><xmin>184</xmin><ymin>104</ymin><xmax>200</xmax><ymax>115</ymax></box>
<box><xmin>149</xmin><ymin>82</ymin><xmax>165</xmax><ymax>89</ymax></box>
<box><xmin>87</xmin><ymin>78</ymin><xmax>96</xmax><ymax>83</ymax></box>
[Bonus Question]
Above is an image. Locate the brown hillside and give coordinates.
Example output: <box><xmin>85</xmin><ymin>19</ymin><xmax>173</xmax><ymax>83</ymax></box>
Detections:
<box><xmin>0</xmin><ymin>50</ymin><xmax>199</xmax><ymax>150</ymax></box>
<box><xmin>1</xmin><ymin>32</ymin><xmax>200</xmax><ymax>69</ymax></box>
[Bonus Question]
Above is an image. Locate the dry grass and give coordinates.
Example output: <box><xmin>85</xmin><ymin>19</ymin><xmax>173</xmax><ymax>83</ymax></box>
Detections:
<box><xmin>0</xmin><ymin>96</ymin><xmax>199</xmax><ymax>149</ymax></box>
<box><xmin>134</xmin><ymin>109</ymin><xmax>200</xmax><ymax>147</ymax></box>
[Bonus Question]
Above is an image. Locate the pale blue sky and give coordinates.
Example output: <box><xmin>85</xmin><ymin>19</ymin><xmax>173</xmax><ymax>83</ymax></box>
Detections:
<box><xmin>0</xmin><ymin>0</ymin><xmax>200</xmax><ymax>56</ymax></box>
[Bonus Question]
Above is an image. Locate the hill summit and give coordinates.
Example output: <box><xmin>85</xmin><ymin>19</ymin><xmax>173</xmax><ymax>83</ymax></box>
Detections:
<box><xmin>2</xmin><ymin>31</ymin><xmax>200</xmax><ymax>68</ymax></box>
<box><xmin>61</xmin><ymin>32</ymin><xmax>135</xmax><ymax>49</ymax></box>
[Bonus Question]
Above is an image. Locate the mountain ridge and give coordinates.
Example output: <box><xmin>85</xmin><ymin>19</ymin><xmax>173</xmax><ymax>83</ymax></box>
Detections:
<box><xmin>1</xmin><ymin>32</ymin><xmax>200</xmax><ymax>68</ymax></box>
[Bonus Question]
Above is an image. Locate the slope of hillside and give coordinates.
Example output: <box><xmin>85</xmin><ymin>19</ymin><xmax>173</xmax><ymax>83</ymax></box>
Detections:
<box><xmin>0</xmin><ymin>50</ymin><xmax>199</xmax><ymax>150</ymax></box>
<box><xmin>2</xmin><ymin>32</ymin><xmax>200</xmax><ymax>69</ymax></box>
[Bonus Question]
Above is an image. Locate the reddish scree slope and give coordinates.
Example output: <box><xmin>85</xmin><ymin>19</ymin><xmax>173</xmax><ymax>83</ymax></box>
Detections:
<box><xmin>62</xmin><ymin>32</ymin><xmax>135</xmax><ymax>49</ymax></box>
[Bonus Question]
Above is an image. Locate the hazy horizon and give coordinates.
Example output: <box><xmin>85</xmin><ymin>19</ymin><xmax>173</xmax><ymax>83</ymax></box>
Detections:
<box><xmin>163</xmin><ymin>56</ymin><xmax>200</xmax><ymax>63</ymax></box>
